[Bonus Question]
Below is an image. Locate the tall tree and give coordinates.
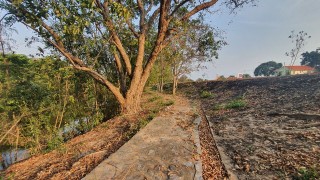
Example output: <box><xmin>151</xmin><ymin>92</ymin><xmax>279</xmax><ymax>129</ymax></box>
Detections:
<box><xmin>301</xmin><ymin>50</ymin><xmax>320</xmax><ymax>71</ymax></box>
<box><xmin>169</xmin><ymin>24</ymin><xmax>222</xmax><ymax>95</ymax></box>
<box><xmin>0</xmin><ymin>0</ymin><xmax>255</xmax><ymax>113</ymax></box>
<box><xmin>285</xmin><ymin>30</ymin><xmax>311</xmax><ymax>66</ymax></box>
<box><xmin>254</xmin><ymin>61</ymin><xmax>282</xmax><ymax>77</ymax></box>
<box><xmin>148</xmin><ymin>49</ymin><xmax>172</xmax><ymax>93</ymax></box>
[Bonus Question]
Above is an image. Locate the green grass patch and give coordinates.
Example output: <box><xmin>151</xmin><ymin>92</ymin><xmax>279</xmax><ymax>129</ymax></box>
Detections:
<box><xmin>158</xmin><ymin>99</ymin><xmax>174</xmax><ymax>107</ymax></box>
<box><xmin>225</xmin><ymin>99</ymin><xmax>246</xmax><ymax>109</ymax></box>
<box><xmin>293</xmin><ymin>167</ymin><xmax>319</xmax><ymax>180</ymax></box>
<box><xmin>200</xmin><ymin>90</ymin><xmax>214</xmax><ymax>98</ymax></box>
<box><xmin>124</xmin><ymin>117</ymin><xmax>152</xmax><ymax>140</ymax></box>
<box><xmin>213</xmin><ymin>104</ymin><xmax>224</xmax><ymax>110</ymax></box>
<box><xmin>213</xmin><ymin>98</ymin><xmax>247</xmax><ymax>110</ymax></box>
<box><xmin>147</xmin><ymin>95</ymin><xmax>162</xmax><ymax>102</ymax></box>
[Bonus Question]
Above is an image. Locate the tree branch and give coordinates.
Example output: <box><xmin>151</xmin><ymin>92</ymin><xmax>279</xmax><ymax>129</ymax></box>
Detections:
<box><xmin>146</xmin><ymin>8</ymin><xmax>160</xmax><ymax>32</ymax></box>
<box><xmin>98</xmin><ymin>11</ymin><xmax>132</xmax><ymax>75</ymax></box>
<box><xmin>22</xmin><ymin>19</ymin><xmax>125</xmax><ymax>105</ymax></box>
<box><xmin>94</xmin><ymin>0</ymin><xmax>132</xmax><ymax>75</ymax></box>
<box><xmin>137</xmin><ymin>0</ymin><xmax>145</xmax><ymax>32</ymax></box>
<box><xmin>126</xmin><ymin>19</ymin><xmax>139</xmax><ymax>38</ymax></box>
<box><xmin>182</xmin><ymin>0</ymin><xmax>218</xmax><ymax>21</ymax></box>
<box><xmin>170</xmin><ymin>0</ymin><xmax>190</xmax><ymax>17</ymax></box>
<box><xmin>73</xmin><ymin>65</ymin><xmax>126</xmax><ymax>105</ymax></box>
<box><xmin>113</xmin><ymin>51</ymin><xmax>123</xmax><ymax>73</ymax></box>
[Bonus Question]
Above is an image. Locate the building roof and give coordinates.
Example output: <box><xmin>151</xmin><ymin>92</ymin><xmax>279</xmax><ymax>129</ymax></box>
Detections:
<box><xmin>284</xmin><ymin>65</ymin><xmax>314</xmax><ymax>71</ymax></box>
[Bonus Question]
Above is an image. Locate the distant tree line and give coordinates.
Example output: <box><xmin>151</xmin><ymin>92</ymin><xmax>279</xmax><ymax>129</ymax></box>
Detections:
<box><xmin>254</xmin><ymin>61</ymin><xmax>283</xmax><ymax>77</ymax></box>
<box><xmin>301</xmin><ymin>49</ymin><xmax>320</xmax><ymax>71</ymax></box>
<box><xmin>254</xmin><ymin>48</ymin><xmax>320</xmax><ymax>76</ymax></box>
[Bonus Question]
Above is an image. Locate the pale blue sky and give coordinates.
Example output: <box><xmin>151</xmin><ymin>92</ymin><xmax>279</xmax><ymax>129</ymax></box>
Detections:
<box><xmin>191</xmin><ymin>0</ymin><xmax>320</xmax><ymax>79</ymax></box>
<box><xmin>4</xmin><ymin>0</ymin><xmax>320</xmax><ymax>79</ymax></box>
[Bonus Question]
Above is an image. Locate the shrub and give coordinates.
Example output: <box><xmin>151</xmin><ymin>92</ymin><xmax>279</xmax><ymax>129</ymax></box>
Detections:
<box><xmin>159</xmin><ymin>99</ymin><xmax>174</xmax><ymax>107</ymax></box>
<box><xmin>213</xmin><ymin>99</ymin><xmax>246</xmax><ymax>111</ymax></box>
<box><xmin>225</xmin><ymin>99</ymin><xmax>246</xmax><ymax>109</ymax></box>
<box><xmin>200</xmin><ymin>91</ymin><xmax>214</xmax><ymax>98</ymax></box>
<box><xmin>293</xmin><ymin>167</ymin><xmax>319</xmax><ymax>180</ymax></box>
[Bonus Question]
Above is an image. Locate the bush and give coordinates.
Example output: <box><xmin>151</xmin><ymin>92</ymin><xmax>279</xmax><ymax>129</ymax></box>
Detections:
<box><xmin>200</xmin><ymin>91</ymin><xmax>214</xmax><ymax>98</ymax></box>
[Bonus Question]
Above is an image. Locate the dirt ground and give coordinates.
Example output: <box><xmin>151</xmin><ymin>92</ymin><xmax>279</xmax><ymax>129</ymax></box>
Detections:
<box><xmin>186</xmin><ymin>74</ymin><xmax>320</xmax><ymax>179</ymax></box>
<box><xmin>0</xmin><ymin>92</ymin><xmax>175</xmax><ymax>180</ymax></box>
<box><xmin>2</xmin><ymin>75</ymin><xmax>320</xmax><ymax>180</ymax></box>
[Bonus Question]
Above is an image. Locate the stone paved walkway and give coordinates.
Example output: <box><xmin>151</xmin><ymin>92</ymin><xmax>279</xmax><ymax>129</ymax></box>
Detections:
<box><xmin>83</xmin><ymin>98</ymin><xmax>202</xmax><ymax>180</ymax></box>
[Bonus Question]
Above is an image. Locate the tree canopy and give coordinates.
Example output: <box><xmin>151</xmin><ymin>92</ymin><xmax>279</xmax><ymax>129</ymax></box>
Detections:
<box><xmin>0</xmin><ymin>54</ymin><xmax>117</xmax><ymax>152</ymax></box>
<box><xmin>254</xmin><ymin>61</ymin><xmax>282</xmax><ymax>77</ymax></box>
<box><xmin>301</xmin><ymin>50</ymin><xmax>320</xmax><ymax>71</ymax></box>
<box><xmin>0</xmin><ymin>0</ymin><xmax>256</xmax><ymax>113</ymax></box>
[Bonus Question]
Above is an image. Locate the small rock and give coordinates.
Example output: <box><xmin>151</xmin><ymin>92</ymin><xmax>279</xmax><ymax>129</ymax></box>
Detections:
<box><xmin>168</xmin><ymin>164</ymin><xmax>176</xmax><ymax>171</ymax></box>
<box><xmin>183</xmin><ymin>162</ymin><xmax>193</xmax><ymax>167</ymax></box>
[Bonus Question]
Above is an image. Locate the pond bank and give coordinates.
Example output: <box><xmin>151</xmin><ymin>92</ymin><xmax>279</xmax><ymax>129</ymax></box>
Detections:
<box><xmin>1</xmin><ymin>92</ymin><xmax>175</xmax><ymax>179</ymax></box>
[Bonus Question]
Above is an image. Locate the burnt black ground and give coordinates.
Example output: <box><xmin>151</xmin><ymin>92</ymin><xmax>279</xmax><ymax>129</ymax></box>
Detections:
<box><xmin>181</xmin><ymin>74</ymin><xmax>320</xmax><ymax>179</ymax></box>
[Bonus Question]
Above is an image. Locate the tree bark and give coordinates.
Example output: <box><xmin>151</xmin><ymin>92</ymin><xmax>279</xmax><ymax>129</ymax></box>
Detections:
<box><xmin>122</xmin><ymin>90</ymin><xmax>143</xmax><ymax>114</ymax></box>
<box><xmin>159</xmin><ymin>57</ymin><xmax>164</xmax><ymax>93</ymax></box>
<box><xmin>172</xmin><ymin>75</ymin><xmax>178</xmax><ymax>95</ymax></box>
<box><xmin>160</xmin><ymin>75</ymin><xmax>164</xmax><ymax>93</ymax></box>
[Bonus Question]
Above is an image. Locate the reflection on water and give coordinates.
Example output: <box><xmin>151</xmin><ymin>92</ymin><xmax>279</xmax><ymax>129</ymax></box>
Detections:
<box><xmin>0</xmin><ymin>149</ymin><xmax>30</xmax><ymax>171</ymax></box>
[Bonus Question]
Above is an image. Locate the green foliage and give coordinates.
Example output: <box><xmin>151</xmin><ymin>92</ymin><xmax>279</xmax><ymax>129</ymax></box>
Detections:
<box><xmin>293</xmin><ymin>167</ymin><xmax>319</xmax><ymax>180</ymax></box>
<box><xmin>254</xmin><ymin>61</ymin><xmax>283</xmax><ymax>76</ymax></box>
<box><xmin>242</xmin><ymin>74</ymin><xmax>251</xmax><ymax>79</ymax></box>
<box><xmin>147</xmin><ymin>52</ymin><xmax>173</xmax><ymax>91</ymax></box>
<box><xmin>200</xmin><ymin>91</ymin><xmax>214</xmax><ymax>98</ymax></box>
<box><xmin>197</xmin><ymin>30</ymin><xmax>223</xmax><ymax>59</ymax></box>
<box><xmin>160</xmin><ymin>100</ymin><xmax>175</xmax><ymax>106</ymax></box>
<box><xmin>214</xmin><ymin>98</ymin><xmax>247</xmax><ymax>110</ymax></box>
<box><xmin>179</xmin><ymin>75</ymin><xmax>193</xmax><ymax>83</ymax></box>
<box><xmin>225</xmin><ymin>99</ymin><xmax>247</xmax><ymax>109</ymax></box>
<box><xmin>46</xmin><ymin>135</ymin><xmax>63</xmax><ymax>152</ymax></box>
<box><xmin>148</xmin><ymin>95</ymin><xmax>161</xmax><ymax>102</ymax></box>
<box><xmin>301</xmin><ymin>50</ymin><xmax>320</xmax><ymax>71</ymax></box>
<box><xmin>147</xmin><ymin>113</ymin><xmax>156</xmax><ymax>121</ymax></box>
<box><xmin>0</xmin><ymin>172</ymin><xmax>14</xmax><ymax>180</ymax></box>
<box><xmin>216</xmin><ymin>75</ymin><xmax>226</xmax><ymax>81</ymax></box>
<box><xmin>124</xmin><ymin>117</ymin><xmax>151</xmax><ymax>140</ymax></box>
<box><xmin>0</xmin><ymin>54</ymin><xmax>118</xmax><ymax>153</ymax></box>
<box><xmin>0</xmin><ymin>0</ymin><xmax>257</xmax><ymax>115</ymax></box>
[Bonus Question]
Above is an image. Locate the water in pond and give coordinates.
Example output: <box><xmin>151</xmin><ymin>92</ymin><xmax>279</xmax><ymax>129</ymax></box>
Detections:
<box><xmin>0</xmin><ymin>118</ymin><xmax>89</xmax><ymax>170</ymax></box>
<box><xmin>0</xmin><ymin>149</ymin><xmax>30</xmax><ymax>171</ymax></box>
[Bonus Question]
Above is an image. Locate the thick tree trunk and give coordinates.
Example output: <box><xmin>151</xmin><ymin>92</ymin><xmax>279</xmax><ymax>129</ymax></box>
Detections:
<box><xmin>122</xmin><ymin>87</ymin><xmax>143</xmax><ymax>114</ymax></box>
